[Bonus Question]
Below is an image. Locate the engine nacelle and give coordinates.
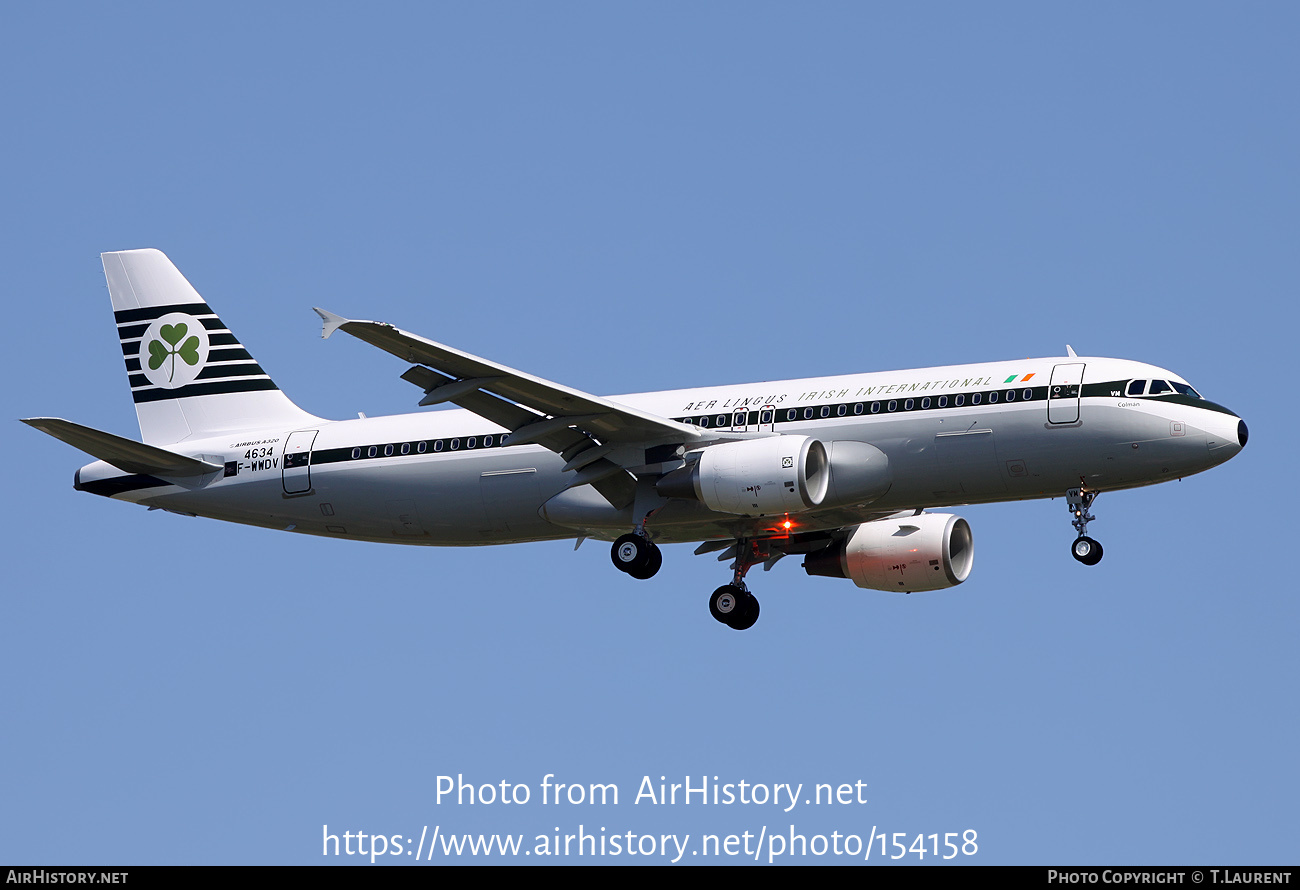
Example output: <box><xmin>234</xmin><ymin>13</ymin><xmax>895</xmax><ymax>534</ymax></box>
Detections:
<box><xmin>821</xmin><ymin>440</ymin><xmax>893</xmax><ymax>508</ymax></box>
<box><xmin>657</xmin><ymin>435</ymin><xmax>829</xmax><ymax>516</ymax></box>
<box><xmin>803</xmin><ymin>513</ymin><xmax>973</xmax><ymax>592</ymax></box>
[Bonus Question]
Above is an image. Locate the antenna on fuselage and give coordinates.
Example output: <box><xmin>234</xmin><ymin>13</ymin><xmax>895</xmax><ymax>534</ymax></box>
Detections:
<box><xmin>1066</xmin><ymin>345</ymin><xmax>1078</xmax><ymax>358</ymax></box>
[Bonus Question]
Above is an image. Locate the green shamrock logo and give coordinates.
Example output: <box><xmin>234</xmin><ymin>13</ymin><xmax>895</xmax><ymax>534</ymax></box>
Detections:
<box><xmin>147</xmin><ymin>323</ymin><xmax>202</xmax><ymax>382</ymax></box>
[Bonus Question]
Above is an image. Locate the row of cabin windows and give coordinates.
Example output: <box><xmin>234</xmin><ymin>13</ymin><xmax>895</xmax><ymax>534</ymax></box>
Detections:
<box><xmin>676</xmin><ymin>388</ymin><xmax>1038</xmax><ymax>428</ymax></box>
<box><xmin>348</xmin><ymin>433</ymin><xmax>508</xmax><ymax>460</ymax></box>
<box><xmin>341</xmin><ymin>378</ymin><xmax>1179</xmax><ymax>457</ymax></box>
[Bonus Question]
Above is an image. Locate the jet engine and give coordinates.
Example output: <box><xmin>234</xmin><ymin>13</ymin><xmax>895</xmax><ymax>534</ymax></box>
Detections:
<box><xmin>803</xmin><ymin>512</ymin><xmax>973</xmax><ymax>592</ymax></box>
<box><xmin>656</xmin><ymin>435</ymin><xmax>829</xmax><ymax>515</ymax></box>
<box><xmin>656</xmin><ymin>436</ymin><xmax>894</xmax><ymax>517</ymax></box>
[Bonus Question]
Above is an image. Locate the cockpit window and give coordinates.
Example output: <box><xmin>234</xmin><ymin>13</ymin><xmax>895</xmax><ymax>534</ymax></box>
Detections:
<box><xmin>1128</xmin><ymin>378</ymin><xmax>1202</xmax><ymax>398</ymax></box>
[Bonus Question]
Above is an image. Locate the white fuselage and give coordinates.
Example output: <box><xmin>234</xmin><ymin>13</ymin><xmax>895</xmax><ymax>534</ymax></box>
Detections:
<box><xmin>74</xmin><ymin>355</ymin><xmax>1245</xmax><ymax>546</ymax></box>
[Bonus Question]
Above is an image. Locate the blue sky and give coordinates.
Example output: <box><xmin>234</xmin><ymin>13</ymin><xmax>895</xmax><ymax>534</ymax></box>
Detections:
<box><xmin>2</xmin><ymin>3</ymin><xmax>1295</xmax><ymax>865</ymax></box>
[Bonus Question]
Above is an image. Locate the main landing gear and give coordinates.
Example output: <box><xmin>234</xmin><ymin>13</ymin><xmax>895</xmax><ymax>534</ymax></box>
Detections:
<box><xmin>710</xmin><ymin>584</ymin><xmax>759</xmax><ymax>631</ymax></box>
<box><xmin>611</xmin><ymin>533</ymin><xmax>662</xmax><ymax>580</ymax></box>
<box><xmin>610</xmin><ymin>530</ymin><xmax>768</xmax><ymax>630</ymax></box>
<box><xmin>1066</xmin><ymin>487</ymin><xmax>1103</xmax><ymax>566</ymax></box>
<box><xmin>708</xmin><ymin>539</ymin><xmax>770</xmax><ymax>631</ymax></box>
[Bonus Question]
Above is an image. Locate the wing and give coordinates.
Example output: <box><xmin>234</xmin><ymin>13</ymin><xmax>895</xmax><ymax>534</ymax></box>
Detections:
<box><xmin>314</xmin><ymin>309</ymin><xmax>703</xmax><ymax>508</ymax></box>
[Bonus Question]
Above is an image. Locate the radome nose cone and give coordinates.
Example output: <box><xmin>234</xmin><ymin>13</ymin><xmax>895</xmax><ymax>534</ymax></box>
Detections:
<box><xmin>1238</xmin><ymin>419</ymin><xmax>1248</xmax><ymax>448</ymax></box>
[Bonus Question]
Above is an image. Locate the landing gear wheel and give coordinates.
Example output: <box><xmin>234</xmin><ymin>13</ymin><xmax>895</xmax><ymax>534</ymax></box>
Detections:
<box><xmin>709</xmin><ymin>585</ymin><xmax>743</xmax><ymax>624</ymax></box>
<box><xmin>728</xmin><ymin>592</ymin><xmax>760</xmax><ymax>631</ymax></box>
<box><xmin>1071</xmin><ymin>536</ymin><xmax>1103</xmax><ymax>566</ymax></box>
<box><xmin>611</xmin><ymin>534</ymin><xmax>651</xmax><ymax>574</ymax></box>
<box><xmin>709</xmin><ymin>585</ymin><xmax>760</xmax><ymax>630</ymax></box>
<box><xmin>626</xmin><ymin>542</ymin><xmax>662</xmax><ymax>580</ymax></box>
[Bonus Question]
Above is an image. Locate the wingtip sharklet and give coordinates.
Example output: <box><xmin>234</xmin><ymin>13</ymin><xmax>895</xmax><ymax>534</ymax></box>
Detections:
<box><xmin>313</xmin><ymin>307</ymin><xmax>350</xmax><ymax>340</ymax></box>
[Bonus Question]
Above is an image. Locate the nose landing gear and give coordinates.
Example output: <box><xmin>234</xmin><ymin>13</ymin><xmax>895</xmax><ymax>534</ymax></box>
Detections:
<box><xmin>1066</xmin><ymin>488</ymin><xmax>1104</xmax><ymax>565</ymax></box>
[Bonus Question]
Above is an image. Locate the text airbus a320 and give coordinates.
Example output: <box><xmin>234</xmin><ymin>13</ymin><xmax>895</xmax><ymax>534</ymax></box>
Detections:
<box><xmin>25</xmin><ymin>250</ymin><xmax>1248</xmax><ymax>629</ymax></box>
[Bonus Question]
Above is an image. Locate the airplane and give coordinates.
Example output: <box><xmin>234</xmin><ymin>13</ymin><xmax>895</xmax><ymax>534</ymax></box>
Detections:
<box><xmin>23</xmin><ymin>249</ymin><xmax>1248</xmax><ymax>630</ymax></box>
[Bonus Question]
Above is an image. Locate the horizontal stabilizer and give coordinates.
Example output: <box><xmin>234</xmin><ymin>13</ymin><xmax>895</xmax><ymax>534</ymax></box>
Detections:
<box><xmin>21</xmin><ymin>418</ymin><xmax>223</xmax><ymax>477</ymax></box>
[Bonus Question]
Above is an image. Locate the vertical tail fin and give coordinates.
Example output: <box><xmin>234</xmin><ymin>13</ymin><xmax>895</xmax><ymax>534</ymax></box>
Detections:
<box><xmin>104</xmin><ymin>249</ymin><xmax>319</xmax><ymax>445</ymax></box>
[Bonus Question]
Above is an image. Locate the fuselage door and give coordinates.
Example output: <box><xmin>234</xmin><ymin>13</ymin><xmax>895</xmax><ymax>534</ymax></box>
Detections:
<box><xmin>759</xmin><ymin>405</ymin><xmax>775</xmax><ymax>433</ymax></box>
<box><xmin>1048</xmin><ymin>363</ymin><xmax>1085</xmax><ymax>424</ymax></box>
<box><xmin>282</xmin><ymin>430</ymin><xmax>318</xmax><ymax>494</ymax></box>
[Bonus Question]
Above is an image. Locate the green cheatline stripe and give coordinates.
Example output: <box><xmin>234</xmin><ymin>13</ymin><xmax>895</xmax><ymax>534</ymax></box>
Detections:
<box><xmin>75</xmin><ymin>473</ymin><xmax>171</xmax><ymax>497</ymax></box>
<box><xmin>1149</xmin><ymin>393</ymin><xmax>1238</xmax><ymax>417</ymax></box>
<box><xmin>118</xmin><ymin>316</ymin><xmax>229</xmax><ymax>340</ymax></box>
<box><xmin>195</xmin><ymin>362</ymin><xmax>267</xmax><ymax>381</ymax></box>
<box><xmin>131</xmin><ymin>378</ymin><xmax>279</xmax><ymax>403</ymax></box>
<box><xmin>120</xmin><ymin>332</ymin><xmax>241</xmax><ymax>356</ymax></box>
<box><xmin>113</xmin><ymin>302</ymin><xmax>215</xmax><ymax>324</ymax></box>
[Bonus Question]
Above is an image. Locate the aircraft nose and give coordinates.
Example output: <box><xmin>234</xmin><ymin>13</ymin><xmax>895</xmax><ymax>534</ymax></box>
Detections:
<box><xmin>1205</xmin><ymin>410</ymin><xmax>1245</xmax><ymax>464</ymax></box>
